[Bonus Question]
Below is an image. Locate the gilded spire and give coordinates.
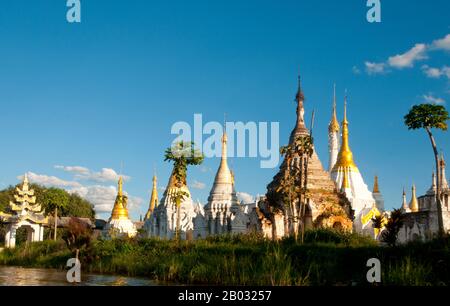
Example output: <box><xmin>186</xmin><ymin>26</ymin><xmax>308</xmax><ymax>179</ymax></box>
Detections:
<box><xmin>328</xmin><ymin>84</ymin><xmax>340</xmax><ymax>133</ymax></box>
<box><xmin>118</xmin><ymin>176</ymin><xmax>123</xmax><ymax>197</ymax></box>
<box><xmin>409</xmin><ymin>185</ymin><xmax>419</xmax><ymax>212</ymax></box>
<box><xmin>373</xmin><ymin>175</ymin><xmax>380</xmax><ymax>193</ymax></box>
<box><xmin>145</xmin><ymin>175</ymin><xmax>159</xmax><ymax>220</ymax></box>
<box><xmin>332</xmin><ymin>93</ymin><xmax>358</xmax><ymax>172</ymax></box>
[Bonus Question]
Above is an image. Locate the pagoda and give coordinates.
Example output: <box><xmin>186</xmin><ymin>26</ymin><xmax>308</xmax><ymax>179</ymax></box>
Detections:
<box><xmin>144</xmin><ymin>168</ymin><xmax>197</xmax><ymax>240</ymax></box>
<box><xmin>203</xmin><ymin>131</ymin><xmax>248</xmax><ymax>236</ymax></box>
<box><xmin>104</xmin><ymin>177</ymin><xmax>137</xmax><ymax>237</ymax></box>
<box><xmin>330</xmin><ymin>95</ymin><xmax>378</xmax><ymax>234</ymax></box>
<box><xmin>1</xmin><ymin>174</ymin><xmax>47</xmax><ymax>248</ymax></box>
<box><xmin>144</xmin><ymin>174</ymin><xmax>159</xmax><ymax>221</ymax></box>
<box><xmin>261</xmin><ymin>77</ymin><xmax>353</xmax><ymax>239</ymax></box>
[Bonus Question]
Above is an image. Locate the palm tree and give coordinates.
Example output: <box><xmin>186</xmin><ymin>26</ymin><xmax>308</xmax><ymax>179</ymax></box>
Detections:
<box><xmin>164</xmin><ymin>141</ymin><xmax>204</xmax><ymax>240</ymax></box>
<box><xmin>404</xmin><ymin>103</ymin><xmax>449</xmax><ymax>237</ymax></box>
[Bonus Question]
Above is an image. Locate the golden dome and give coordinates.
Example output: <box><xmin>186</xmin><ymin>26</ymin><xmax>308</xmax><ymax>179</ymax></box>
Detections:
<box><xmin>332</xmin><ymin>96</ymin><xmax>359</xmax><ymax>173</ymax></box>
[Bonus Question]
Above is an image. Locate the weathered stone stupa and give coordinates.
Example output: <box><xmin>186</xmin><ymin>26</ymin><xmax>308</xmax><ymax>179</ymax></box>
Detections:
<box><xmin>260</xmin><ymin>77</ymin><xmax>353</xmax><ymax>239</ymax></box>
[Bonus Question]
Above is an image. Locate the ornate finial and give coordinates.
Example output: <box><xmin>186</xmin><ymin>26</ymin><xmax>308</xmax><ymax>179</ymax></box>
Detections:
<box><xmin>331</xmin><ymin>91</ymin><xmax>358</xmax><ymax>172</ymax></box>
<box><xmin>373</xmin><ymin>175</ymin><xmax>380</xmax><ymax>193</ymax></box>
<box><xmin>23</xmin><ymin>173</ymin><xmax>29</xmax><ymax>185</ymax></box>
<box><xmin>344</xmin><ymin>89</ymin><xmax>348</xmax><ymax>123</ymax></box>
<box><xmin>328</xmin><ymin>83</ymin><xmax>340</xmax><ymax>133</ymax></box>
<box><xmin>118</xmin><ymin>176</ymin><xmax>123</xmax><ymax>197</ymax></box>
<box><xmin>295</xmin><ymin>75</ymin><xmax>305</xmax><ymax>102</ymax></box>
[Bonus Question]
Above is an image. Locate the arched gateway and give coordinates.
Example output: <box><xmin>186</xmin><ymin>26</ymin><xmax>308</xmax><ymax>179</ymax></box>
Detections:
<box><xmin>0</xmin><ymin>175</ymin><xmax>47</xmax><ymax>248</ymax></box>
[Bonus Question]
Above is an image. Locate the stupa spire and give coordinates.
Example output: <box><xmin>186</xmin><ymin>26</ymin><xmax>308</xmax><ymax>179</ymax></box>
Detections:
<box><xmin>409</xmin><ymin>185</ymin><xmax>419</xmax><ymax>212</ymax></box>
<box><xmin>328</xmin><ymin>83</ymin><xmax>340</xmax><ymax>133</ymax></box>
<box><xmin>211</xmin><ymin>130</ymin><xmax>233</xmax><ymax>186</ymax></box>
<box><xmin>290</xmin><ymin>75</ymin><xmax>309</xmax><ymax>142</ymax></box>
<box><xmin>373</xmin><ymin>175</ymin><xmax>380</xmax><ymax>193</ymax></box>
<box><xmin>440</xmin><ymin>153</ymin><xmax>448</xmax><ymax>189</ymax></box>
<box><xmin>145</xmin><ymin>174</ymin><xmax>159</xmax><ymax>220</ymax></box>
<box><xmin>332</xmin><ymin>92</ymin><xmax>358</xmax><ymax>172</ymax></box>
<box><xmin>402</xmin><ymin>188</ymin><xmax>409</xmax><ymax>211</ymax></box>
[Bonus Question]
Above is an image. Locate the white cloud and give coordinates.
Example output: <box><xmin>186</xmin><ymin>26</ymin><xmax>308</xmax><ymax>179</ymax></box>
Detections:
<box><xmin>422</xmin><ymin>65</ymin><xmax>443</xmax><ymax>78</ymax></box>
<box><xmin>365</xmin><ymin>62</ymin><xmax>386</xmax><ymax>75</ymax></box>
<box><xmin>237</xmin><ymin>192</ymin><xmax>254</xmax><ymax>204</ymax></box>
<box><xmin>85</xmin><ymin>168</ymin><xmax>130</xmax><ymax>183</ymax></box>
<box><xmin>388</xmin><ymin>43</ymin><xmax>428</xmax><ymax>69</ymax></box>
<box><xmin>423</xmin><ymin>94</ymin><xmax>445</xmax><ymax>105</ymax></box>
<box><xmin>54</xmin><ymin>165</ymin><xmax>90</xmax><ymax>175</ymax></box>
<box><xmin>190</xmin><ymin>180</ymin><xmax>206</xmax><ymax>190</ymax></box>
<box><xmin>431</xmin><ymin>34</ymin><xmax>450</xmax><ymax>51</ymax></box>
<box><xmin>18</xmin><ymin>172</ymin><xmax>82</xmax><ymax>188</ymax></box>
<box><xmin>422</xmin><ymin>65</ymin><xmax>450</xmax><ymax>79</ymax></box>
<box><xmin>69</xmin><ymin>185</ymin><xmax>117</xmax><ymax>213</ymax></box>
<box><xmin>69</xmin><ymin>185</ymin><xmax>144</xmax><ymax>214</ymax></box>
<box><xmin>363</xmin><ymin>33</ymin><xmax>450</xmax><ymax>75</ymax></box>
<box><xmin>55</xmin><ymin>165</ymin><xmax>130</xmax><ymax>183</ymax></box>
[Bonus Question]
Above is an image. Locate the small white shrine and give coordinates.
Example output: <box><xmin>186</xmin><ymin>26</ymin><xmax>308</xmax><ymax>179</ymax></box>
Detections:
<box><xmin>0</xmin><ymin>175</ymin><xmax>47</xmax><ymax>248</ymax></box>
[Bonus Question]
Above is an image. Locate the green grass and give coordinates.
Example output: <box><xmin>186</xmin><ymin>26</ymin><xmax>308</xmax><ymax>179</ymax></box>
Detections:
<box><xmin>1</xmin><ymin>229</ymin><xmax>449</xmax><ymax>286</ymax></box>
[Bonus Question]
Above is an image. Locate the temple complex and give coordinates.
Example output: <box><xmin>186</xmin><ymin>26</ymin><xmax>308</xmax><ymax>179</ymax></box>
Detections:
<box><xmin>398</xmin><ymin>155</ymin><xmax>450</xmax><ymax>242</ymax></box>
<box><xmin>104</xmin><ymin>177</ymin><xmax>137</xmax><ymax>237</ymax></box>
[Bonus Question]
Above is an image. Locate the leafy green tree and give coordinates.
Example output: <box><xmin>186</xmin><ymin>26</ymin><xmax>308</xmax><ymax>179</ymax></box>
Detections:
<box><xmin>404</xmin><ymin>103</ymin><xmax>449</xmax><ymax>236</ymax></box>
<box><xmin>164</xmin><ymin>141</ymin><xmax>204</xmax><ymax>240</ymax></box>
<box><xmin>65</xmin><ymin>194</ymin><xmax>96</xmax><ymax>219</ymax></box>
<box><xmin>41</xmin><ymin>188</ymin><xmax>70</xmax><ymax>241</ymax></box>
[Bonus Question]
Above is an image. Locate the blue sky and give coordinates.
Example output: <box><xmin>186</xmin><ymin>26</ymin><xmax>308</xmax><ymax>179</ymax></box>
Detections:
<box><xmin>0</xmin><ymin>0</ymin><xmax>449</xmax><ymax>220</ymax></box>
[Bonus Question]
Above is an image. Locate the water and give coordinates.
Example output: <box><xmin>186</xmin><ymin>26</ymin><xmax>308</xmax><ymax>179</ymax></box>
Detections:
<box><xmin>0</xmin><ymin>266</ymin><xmax>160</xmax><ymax>286</ymax></box>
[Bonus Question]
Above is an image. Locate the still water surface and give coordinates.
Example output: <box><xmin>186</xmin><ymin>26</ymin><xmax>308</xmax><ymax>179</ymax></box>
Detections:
<box><xmin>0</xmin><ymin>266</ymin><xmax>159</xmax><ymax>286</ymax></box>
